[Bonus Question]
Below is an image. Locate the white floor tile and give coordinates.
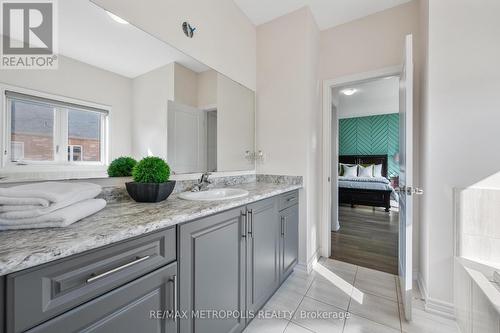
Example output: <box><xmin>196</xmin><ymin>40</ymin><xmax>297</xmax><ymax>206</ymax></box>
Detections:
<box><xmin>401</xmin><ymin>307</ymin><xmax>460</xmax><ymax>333</ymax></box>
<box><xmin>318</xmin><ymin>257</ymin><xmax>358</xmax><ymax>274</ymax></box>
<box><xmin>348</xmin><ymin>292</ymin><xmax>401</xmax><ymax>330</ymax></box>
<box><xmin>306</xmin><ymin>277</ymin><xmax>352</xmax><ymax>310</ymax></box>
<box><xmin>243</xmin><ymin>317</ymin><xmax>289</xmax><ymax>333</ymax></box>
<box><xmin>244</xmin><ymin>261</ymin><xmax>460</xmax><ymax>333</ymax></box>
<box><xmin>281</xmin><ymin>270</ymin><xmax>315</xmax><ymax>295</ymax></box>
<box><xmin>284</xmin><ymin>322</ymin><xmax>315</xmax><ymax>333</ymax></box>
<box><xmin>313</xmin><ymin>264</ymin><xmax>357</xmax><ymax>285</ymax></box>
<box><xmin>264</xmin><ymin>285</ymin><xmax>305</xmax><ymax>314</ymax></box>
<box><xmin>356</xmin><ymin>266</ymin><xmax>397</xmax><ymax>284</ymax></box>
<box><xmin>291</xmin><ymin>297</ymin><xmax>346</xmax><ymax>333</ymax></box>
<box><xmin>344</xmin><ymin>314</ymin><xmax>402</xmax><ymax>333</ymax></box>
<box><xmin>354</xmin><ymin>276</ymin><xmax>398</xmax><ymax>301</ymax></box>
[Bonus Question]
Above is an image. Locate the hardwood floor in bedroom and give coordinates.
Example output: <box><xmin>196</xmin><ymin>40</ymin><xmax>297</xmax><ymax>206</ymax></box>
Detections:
<box><xmin>331</xmin><ymin>205</ymin><xmax>399</xmax><ymax>275</ymax></box>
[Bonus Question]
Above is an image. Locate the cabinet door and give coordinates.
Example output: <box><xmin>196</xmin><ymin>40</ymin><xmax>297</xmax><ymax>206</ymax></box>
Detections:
<box><xmin>246</xmin><ymin>198</ymin><xmax>280</xmax><ymax>313</ymax></box>
<box><xmin>179</xmin><ymin>207</ymin><xmax>246</xmax><ymax>333</ymax></box>
<box><xmin>26</xmin><ymin>262</ymin><xmax>177</xmax><ymax>333</ymax></box>
<box><xmin>280</xmin><ymin>205</ymin><xmax>299</xmax><ymax>281</ymax></box>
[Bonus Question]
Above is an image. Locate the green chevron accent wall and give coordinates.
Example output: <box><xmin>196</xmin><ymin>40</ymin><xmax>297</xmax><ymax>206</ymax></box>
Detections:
<box><xmin>339</xmin><ymin>113</ymin><xmax>399</xmax><ymax>176</ymax></box>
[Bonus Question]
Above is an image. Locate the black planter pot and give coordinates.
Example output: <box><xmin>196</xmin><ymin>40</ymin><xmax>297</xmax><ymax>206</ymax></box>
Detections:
<box><xmin>125</xmin><ymin>181</ymin><xmax>176</xmax><ymax>203</ymax></box>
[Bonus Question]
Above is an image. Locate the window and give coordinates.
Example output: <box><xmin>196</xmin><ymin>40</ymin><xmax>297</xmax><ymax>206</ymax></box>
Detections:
<box><xmin>68</xmin><ymin>145</ymin><xmax>83</xmax><ymax>162</ymax></box>
<box><xmin>4</xmin><ymin>90</ymin><xmax>108</xmax><ymax>166</ymax></box>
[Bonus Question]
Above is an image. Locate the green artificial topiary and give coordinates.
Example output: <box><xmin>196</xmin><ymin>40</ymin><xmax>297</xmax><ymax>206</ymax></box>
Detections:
<box><xmin>107</xmin><ymin>156</ymin><xmax>137</xmax><ymax>177</ymax></box>
<box><xmin>132</xmin><ymin>157</ymin><xmax>170</xmax><ymax>183</ymax></box>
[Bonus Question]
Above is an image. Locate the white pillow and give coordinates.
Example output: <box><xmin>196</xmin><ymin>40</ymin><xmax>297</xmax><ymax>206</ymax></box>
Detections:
<box><xmin>373</xmin><ymin>164</ymin><xmax>383</xmax><ymax>178</ymax></box>
<box><xmin>343</xmin><ymin>165</ymin><xmax>358</xmax><ymax>177</ymax></box>
<box><xmin>358</xmin><ymin>164</ymin><xmax>374</xmax><ymax>177</ymax></box>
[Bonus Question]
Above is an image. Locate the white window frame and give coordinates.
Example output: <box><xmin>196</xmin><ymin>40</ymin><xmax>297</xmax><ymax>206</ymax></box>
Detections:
<box><xmin>68</xmin><ymin>144</ymin><xmax>84</xmax><ymax>162</ymax></box>
<box><xmin>10</xmin><ymin>141</ymin><xmax>25</xmax><ymax>161</ymax></box>
<box><xmin>0</xmin><ymin>84</ymin><xmax>110</xmax><ymax>171</ymax></box>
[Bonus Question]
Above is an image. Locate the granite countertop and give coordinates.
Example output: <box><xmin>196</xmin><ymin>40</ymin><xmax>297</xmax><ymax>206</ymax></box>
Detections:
<box><xmin>0</xmin><ymin>181</ymin><xmax>301</xmax><ymax>276</ymax></box>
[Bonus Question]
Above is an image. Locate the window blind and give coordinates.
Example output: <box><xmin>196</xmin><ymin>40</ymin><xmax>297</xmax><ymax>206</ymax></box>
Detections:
<box><xmin>5</xmin><ymin>90</ymin><xmax>109</xmax><ymax>115</ymax></box>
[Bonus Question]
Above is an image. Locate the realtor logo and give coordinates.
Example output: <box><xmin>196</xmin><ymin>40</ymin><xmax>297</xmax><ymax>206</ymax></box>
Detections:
<box><xmin>1</xmin><ymin>0</ymin><xmax>58</xmax><ymax>69</ymax></box>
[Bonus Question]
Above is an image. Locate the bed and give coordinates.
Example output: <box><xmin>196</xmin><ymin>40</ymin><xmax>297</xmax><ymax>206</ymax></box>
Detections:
<box><xmin>338</xmin><ymin>155</ymin><xmax>397</xmax><ymax>212</ymax></box>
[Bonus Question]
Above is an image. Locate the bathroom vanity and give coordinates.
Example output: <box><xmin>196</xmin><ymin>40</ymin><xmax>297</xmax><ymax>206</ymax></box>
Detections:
<box><xmin>0</xmin><ymin>183</ymin><xmax>300</xmax><ymax>333</ymax></box>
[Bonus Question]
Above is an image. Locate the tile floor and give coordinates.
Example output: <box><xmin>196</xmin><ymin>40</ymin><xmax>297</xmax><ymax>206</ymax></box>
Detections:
<box><xmin>243</xmin><ymin>258</ymin><xmax>460</xmax><ymax>333</ymax></box>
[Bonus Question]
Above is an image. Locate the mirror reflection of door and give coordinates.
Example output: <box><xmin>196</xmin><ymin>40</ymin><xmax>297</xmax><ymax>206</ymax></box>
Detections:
<box><xmin>168</xmin><ymin>101</ymin><xmax>208</xmax><ymax>174</ymax></box>
<box><xmin>206</xmin><ymin>110</ymin><xmax>218</xmax><ymax>172</ymax></box>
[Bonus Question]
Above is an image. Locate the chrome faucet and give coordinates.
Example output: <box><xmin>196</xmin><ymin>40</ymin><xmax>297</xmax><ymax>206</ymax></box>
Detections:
<box><xmin>191</xmin><ymin>172</ymin><xmax>212</xmax><ymax>192</ymax></box>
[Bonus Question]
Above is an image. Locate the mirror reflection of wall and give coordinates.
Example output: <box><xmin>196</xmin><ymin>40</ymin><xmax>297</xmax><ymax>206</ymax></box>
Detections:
<box><xmin>0</xmin><ymin>0</ymin><xmax>255</xmax><ymax>181</ymax></box>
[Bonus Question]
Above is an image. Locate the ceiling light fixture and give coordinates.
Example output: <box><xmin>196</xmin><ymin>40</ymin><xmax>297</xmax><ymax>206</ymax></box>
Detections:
<box><xmin>341</xmin><ymin>88</ymin><xmax>357</xmax><ymax>96</ymax></box>
<box><xmin>106</xmin><ymin>11</ymin><xmax>129</xmax><ymax>25</ymax></box>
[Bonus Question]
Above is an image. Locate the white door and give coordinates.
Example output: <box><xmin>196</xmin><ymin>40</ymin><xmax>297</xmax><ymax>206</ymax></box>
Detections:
<box><xmin>167</xmin><ymin>101</ymin><xmax>207</xmax><ymax>174</ymax></box>
<box><xmin>399</xmin><ymin>34</ymin><xmax>420</xmax><ymax>321</ymax></box>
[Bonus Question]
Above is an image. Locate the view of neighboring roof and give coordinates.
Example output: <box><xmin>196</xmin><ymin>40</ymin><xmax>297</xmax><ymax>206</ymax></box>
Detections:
<box><xmin>11</xmin><ymin>100</ymin><xmax>100</xmax><ymax>139</ymax></box>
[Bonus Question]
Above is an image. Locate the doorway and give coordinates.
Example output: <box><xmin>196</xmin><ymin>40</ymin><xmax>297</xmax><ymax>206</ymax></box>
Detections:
<box><xmin>321</xmin><ymin>34</ymin><xmax>415</xmax><ymax>321</ymax></box>
<box><xmin>331</xmin><ymin>76</ymin><xmax>401</xmax><ymax>275</ymax></box>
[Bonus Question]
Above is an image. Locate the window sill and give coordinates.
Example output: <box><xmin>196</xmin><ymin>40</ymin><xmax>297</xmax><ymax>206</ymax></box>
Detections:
<box><xmin>0</xmin><ymin>164</ymin><xmax>108</xmax><ymax>183</ymax></box>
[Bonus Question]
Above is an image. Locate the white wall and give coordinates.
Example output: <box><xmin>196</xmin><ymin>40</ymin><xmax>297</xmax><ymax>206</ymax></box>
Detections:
<box><xmin>91</xmin><ymin>0</ymin><xmax>256</xmax><ymax>91</ymax></box>
<box><xmin>0</xmin><ymin>55</ymin><xmax>133</xmax><ymax>161</ymax></box>
<box><xmin>319</xmin><ymin>0</ymin><xmax>422</xmax><ymax>275</ymax></box>
<box><xmin>319</xmin><ymin>1</ymin><xmax>420</xmax><ymax>81</ymax></box>
<box><xmin>217</xmin><ymin>74</ymin><xmax>255</xmax><ymax>172</ymax></box>
<box><xmin>197</xmin><ymin>70</ymin><xmax>218</xmax><ymax>109</ymax></box>
<box><xmin>173</xmin><ymin>63</ymin><xmax>198</xmax><ymax>108</ymax></box>
<box><xmin>132</xmin><ymin>64</ymin><xmax>174</xmax><ymax>159</ymax></box>
<box><xmin>420</xmin><ymin>0</ymin><xmax>500</xmax><ymax>308</ymax></box>
<box><xmin>257</xmin><ymin>7</ymin><xmax>321</xmax><ymax>269</ymax></box>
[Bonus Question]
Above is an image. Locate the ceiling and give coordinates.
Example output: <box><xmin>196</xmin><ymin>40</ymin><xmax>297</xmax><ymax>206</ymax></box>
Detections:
<box><xmin>58</xmin><ymin>0</ymin><xmax>208</xmax><ymax>78</ymax></box>
<box><xmin>333</xmin><ymin>76</ymin><xmax>400</xmax><ymax>119</ymax></box>
<box><xmin>233</xmin><ymin>0</ymin><xmax>411</xmax><ymax>30</ymax></box>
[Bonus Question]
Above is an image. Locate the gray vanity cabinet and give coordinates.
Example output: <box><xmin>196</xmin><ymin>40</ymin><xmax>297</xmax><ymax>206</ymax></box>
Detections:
<box><xmin>1</xmin><ymin>190</ymin><xmax>299</xmax><ymax>333</ymax></box>
<box><xmin>179</xmin><ymin>207</ymin><xmax>247</xmax><ymax>333</ymax></box>
<box><xmin>24</xmin><ymin>262</ymin><xmax>178</xmax><ymax>333</ymax></box>
<box><xmin>245</xmin><ymin>198</ymin><xmax>280</xmax><ymax>314</ymax></box>
<box><xmin>179</xmin><ymin>193</ymin><xmax>298</xmax><ymax>333</ymax></box>
<box><xmin>279</xmin><ymin>204</ymin><xmax>299</xmax><ymax>282</ymax></box>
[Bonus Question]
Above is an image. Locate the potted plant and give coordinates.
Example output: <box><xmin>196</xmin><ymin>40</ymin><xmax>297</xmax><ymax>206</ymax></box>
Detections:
<box><xmin>125</xmin><ymin>157</ymin><xmax>176</xmax><ymax>202</ymax></box>
<box><xmin>107</xmin><ymin>156</ymin><xmax>137</xmax><ymax>177</ymax></box>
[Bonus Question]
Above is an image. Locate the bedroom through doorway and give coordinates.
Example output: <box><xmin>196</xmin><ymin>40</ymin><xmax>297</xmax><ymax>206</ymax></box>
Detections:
<box><xmin>331</xmin><ymin>75</ymin><xmax>400</xmax><ymax>275</ymax></box>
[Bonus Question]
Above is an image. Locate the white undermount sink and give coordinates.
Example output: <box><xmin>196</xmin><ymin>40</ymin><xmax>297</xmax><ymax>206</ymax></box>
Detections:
<box><xmin>178</xmin><ymin>188</ymin><xmax>249</xmax><ymax>201</ymax></box>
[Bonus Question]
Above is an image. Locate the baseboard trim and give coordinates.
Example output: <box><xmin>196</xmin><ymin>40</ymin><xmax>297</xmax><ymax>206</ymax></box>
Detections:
<box><xmin>425</xmin><ymin>298</ymin><xmax>456</xmax><ymax>319</ymax></box>
<box><xmin>307</xmin><ymin>249</ymin><xmax>320</xmax><ymax>273</ymax></box>
<box><xmin>417</xmin><ymin>273</ymin><xmax>456</xmax><ymax>320</ymax></box>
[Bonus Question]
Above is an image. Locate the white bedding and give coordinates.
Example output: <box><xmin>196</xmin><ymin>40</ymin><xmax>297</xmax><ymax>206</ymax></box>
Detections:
<box><xmin>338</xmin><ymin>176</ymin><xmax>399</xmax><ymax>201</ymax></box>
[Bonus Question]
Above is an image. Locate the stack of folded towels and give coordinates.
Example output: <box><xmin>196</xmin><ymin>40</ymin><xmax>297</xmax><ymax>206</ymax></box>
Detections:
<box><xmin>0</xmin><ymin>182</ymin><xmax>107</xmax><ymax>230</ymax></box>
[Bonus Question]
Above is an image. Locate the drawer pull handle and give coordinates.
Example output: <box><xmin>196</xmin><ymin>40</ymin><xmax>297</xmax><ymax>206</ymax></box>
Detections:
<box><xmin>286</xmin><ymin>197</ymin><xmax>297</xmax><ymax>203</ymax></box>
<box><xmin>247</xmin><ymin>209</ymin><xmax>253</xmax><ymax>238</ymax></box>
<box><xmin>280</xmin><ymin>216</ymin><xmax>285</xmax><ymax>236</ymax></box>
<box><xmin>241</xmin><ymin>211</ymin><xmax>248</xmax><ymax>238</ymax></box>
<box><xmin>86</xmin><ymin>255</ymin><xmax>151</xmax><ymax>283</ymax></box>
<box><xmin>172</xmin><ymin>274</ymin><xmax>178</xmax><ymax>322</ymax></box>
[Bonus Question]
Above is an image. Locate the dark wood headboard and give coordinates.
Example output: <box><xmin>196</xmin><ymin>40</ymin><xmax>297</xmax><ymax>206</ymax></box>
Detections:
<box><xmin>339</xmin><ymin>155</ymin><xmax>389</xmax><ymax>178</ymax></box>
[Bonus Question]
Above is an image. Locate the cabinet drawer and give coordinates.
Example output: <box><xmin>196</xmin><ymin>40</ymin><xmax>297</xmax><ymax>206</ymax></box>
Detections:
<box><xmin>6</xmin><ymin>227</ymin><xmax>176</xmax><ymax>333</ymax></box>
<box><xmin>25</xmin><ymin>262</ymin><xmax>178</xmax><ymax>333</ymax></box>
<box><xmin>278</xmin><ymin>190</ymin><xmax>299</xmax><ymax>211</ymax></box>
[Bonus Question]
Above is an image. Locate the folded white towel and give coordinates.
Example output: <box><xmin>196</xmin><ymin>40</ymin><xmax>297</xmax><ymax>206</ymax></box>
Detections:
<box><xmin>0</xmin><ymin>182</ymin><xmax>102</xmax><ymax>211</ymax></box>
<box><xmin>0</xmin><ymin>196</ymin><xmax>51</xmax><ymax>208</ymax></box>
<box><xmin>0</xmin><ymin>199</ymin><xmax>106</xmax><ymax>230</ymax></box>
<box><xmin>0</xmin><ymin>184</ymin><xmax>102</xmax><ymax>219</ymax></box>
